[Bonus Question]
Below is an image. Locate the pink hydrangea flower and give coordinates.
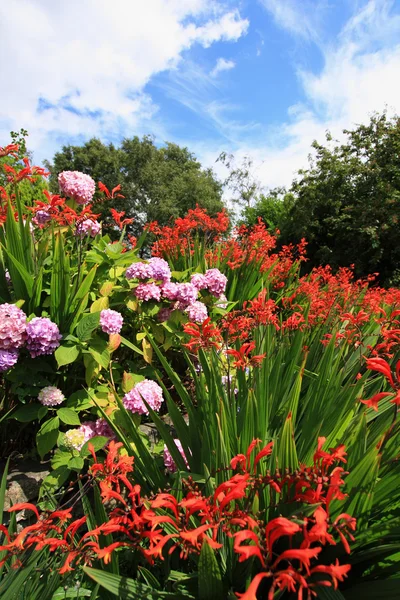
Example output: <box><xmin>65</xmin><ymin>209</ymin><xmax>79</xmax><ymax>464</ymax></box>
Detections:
<box><xmin>158</xmin><ymin>307</ymin><xmax>174</xmax><ymax>322</ymax></box>
<box><xmin>163</xmin><ymin>440</ymin><xmax>189</xmax><ymax>473</ymax></box>
<box><xmin>185</xmin><ymin>301</ymin><xmax>208</xmax><ymax>323</ymax></box>
<box><xmin>216</xmin><ymin>294</ymin><xmax>228</xmax><ymax>309</ymax></box>
<box><xmin>95</xmin><ymin>418</ymin><xmax>115</xmax><ymax>439</ymax></box>
<box><xmin>190</xmin><ymin>273</ymin><xmax>208</xmax><ymax>290</ymax></box>
<box><xmin>33</xmin><ymin>210</ymin><xmax>51</xmax><ymax>226</ymax></box>
<box><xmin>58</xmin><ymin>171</ymin><xmax>96</xmax><ymax>205</ymax></box>
<box><xmin>38</xmin><ymin>386</ymin><xmax>65</xmax><ymax>407</ymax></box>
<box><xmin>126</xmin><ymin>262</ymin><xmax>153</xmax><ymax>280</ymax></box>
<box><xmin>0</xmin><ymin>303</ymin><xmax>27</xmax><ymax>350</ymax></box>
<box><xmin>100</xmin><ymin>309</ymin><xmax>123</xmax><ymax>334</ymax></box>
<box><xmin>26</xmin><ymin>317</ymin><xmax>62</xmax><ymax>358</ymax></box>
<box><xmin>204</xmin><ymin>268</ymin><xmax>227</xmax><ymax>296</ymax></box>
<box><xmin>0</xmin><ymin>349</ymin><xmax>19</xmax><ymax>372</ymax></box>
<box><xmin>175</xmin><ymin>283</ymin><xmax>198</xmax><ymax>306</ymax></box>
<box><xmin>148</xmin><ymin>257</ymin><xmax>171</xmax><ymax>283</ymax></box>
<box><xmin>123</xmin><ymin>379</ymin><xmax>164</xmax><ymax>415</ymax></box>
<box><xmin>161</xmin><ymin>282</ymin><xmax>179</xmax><ymax>300</ymax></box>
<box><xmin>76</xmin><ymin>219</ymin><xmax>101</xmax><ymax>237</ymax></box>
<box><xmin>135</xmin><ymin>283</ymin><xmax>161</xmax><ymax>302</ymax></box>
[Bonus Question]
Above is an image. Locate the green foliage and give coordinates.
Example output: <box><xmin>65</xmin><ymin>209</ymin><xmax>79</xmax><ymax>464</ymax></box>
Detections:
<box><xmin>240</xmin><ymin>189</ymin><xmax>294</xmax><ymax>231</ymax></box>
<box><xmin>46</xmin><ymin>136</ymin><xmax>224</xmax><ymax>236</ymax></box>
<box><xmin>281</xmin><ymin>112</ymin><xmax>400</xmax><ymax>285</ymax></box>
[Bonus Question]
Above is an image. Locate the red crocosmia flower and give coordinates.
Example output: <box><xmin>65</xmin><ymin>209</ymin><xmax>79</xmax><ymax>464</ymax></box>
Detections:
<box><xmin>235</xmin><ymin>572</ymin><xmax>270</xmax><ymax>599</ymax></box>
<box><xmin>87</xmin><ymin>541</ymin><xmax>129</xmax><ymax>564</ymax></box>
<box><xmin>303</xmin><ymin>507</ymin><xmax>335</xmax><ymax>547</ymax></box>
<box><xmin>272</xmin><ymin>547</ymin><xmax>321</xmax><ymax>574</ymax></box>
<box><xmin>0</xmin><ymin>143</ymin><xmax>19</xmax><ymax>158</ymax></box>
<box><xmin>183</xmin><ymin>318</ymin><xmax>222</xmax><ymax>353</ymax></box>
<box><xmin>227</xmin><ymin>341</ymin><xmax>266</xmax><ymax>370</ymax></box>
<box><xmin>59</xmin><ymin>551</ymin><xmax>79</xmax><ymax>574</ymax></box>
<box><xmin>360</xmin><ymin>392</ymin><xmax>392</xmax><ymax>412</ymax></box>
<box><xmin>49</xmin><ymin>508</ymin><xmax>73</xmax><ymax>524</ymax></box>
<box><xmin>110</xmin><ymin>208</ymin><xmax>134</xmax><ymax>229</ymax></box>
<box><xmin>254</xmin><ymin>442</ymin><xmax>274</xmax><ymax>470</ymax></box>
<box><xmin>265</xmin><ymin>517</ymin><xmax>301</xmax><ymax>553</ymax></box>
<box><xmin>366</xmin><ymin>357</ymin><xmax>395</xmax><ymax>387</ymax></box>
<box><xmin>233</xmin><ymin>530</ymin><xmax>264</xmax><ymax>565</ymax></box>
<box><xmin>230</xmin><ymin>453</ymin><xmax>247</xmax><ymax>471</ymax></box>
<box><xmin>310</xmin><ymin>560</ymin><xmax>351</xmax><ymax>589</ymax></box>
<box><xmin>269</xmin><ymin>568</ymin><xmax>308</xmax><ymax>599</ymax></box>
<box><xmin>8</xmin><ymin>503</ymin><xmax>40</xmax><ymax>520</ymax></box>
<box><xmin>98</xmin><ymin>181</ymin><xmax>124</xmax><ymax>199</ymax></box>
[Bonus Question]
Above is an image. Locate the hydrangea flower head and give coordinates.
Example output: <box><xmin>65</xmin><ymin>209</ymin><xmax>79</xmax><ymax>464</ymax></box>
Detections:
<box><xmin>148</xmin><ymin>257</ymin><xmax>171</xmax><ymax>283</ymax></box>
<box><xmin>158</xmin><ymin>307</ymin><xmax>174</xmax><ymax>322</ymax></box>
<box><xmin>135</xmin><ymin>283</ymin><xmax>161</xmax><ymax>302</ymax></box>
<box><xmin>64</xmin><ymin>428</ymin><xmax>86</xmax><ymax>451</ymax></box>
<box><xmin>26</xmin><ymin>317</ymin><xmax>62</xmax><ymax>358</ymax></box>
<box><xmin>185</xmin><ymin>301</ymin><xmax>208</xmax><ymax>324</ymax></box>
<box><xmin>58</xmin><ymin>171</ymin><xmax>96</xmax><ymax>205</ymax></box>
<box><xmin>0</xmin><ymin>303</ymin><xmax>27</xmax><ymax>350</ymax></box>
<box><xmin>76</xmin><ymin>219</ymin><xmax>101</xmax><ymax>237</ymax></box>
<box><xmin>126</xmin><ymin>262</ymin><xmax>153</xmax><ymax>280</ymax></box>
<box><xmin>123</xmin><ymin>379</ymin><xmax>164</xmax><ymax>415</ymax></box>
<box><xmin>38</xmin><ymin>386</ymin><xmax>65</xmax><ymax>407</ymax></box>
<box><xmin>161</xmin><ymin>282</ymin><xmax>179</xmax><ymax>301</ymax></box>
<box><xmin>204</xmin><ymin>268</ymin><xmax>227</xmax><ymax>296</ymax></box>
<box><xmin>33</xmin><ymin>210</ymin><xmax>51</xmax><ymax>226</ymax></box>
<box><xmin>175</xmin><ymin>283</ymin><xmax>198</xmax><ymax>306</ymax></box>
<box><xmin>0</xmin><ymin>349</ymin><xmax>19</xmax><ymax>372</ymax></box>
<box><xmin>190</xmin><ymin>273</ymin><xmax>208</xmax><ymax>290</ymax></box>
<box><xmin>100</xmin><ymin>309</ymin><xmax>123</xmax><ymax>334</ymax></box>
<box><xmin>95</xmin><ymin>418</ymin><xmax>115</xmax><ymax>439</ymax></box>
<box><xmin>163</xmin><ymin>439</ymin><xmax>189</xmax><ymax>473</ymax></box>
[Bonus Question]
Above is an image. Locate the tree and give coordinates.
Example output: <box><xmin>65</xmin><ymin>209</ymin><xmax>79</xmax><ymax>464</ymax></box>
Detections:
<box><xmin>46</xmin><ymin>136</ymin><xmax>223</xmax><ymax>236</ymax></box>
<box><xmin>280</xmin><ymin>112</ymin><xmax>400</xmax><ymax>285</ymax></box>
<box><xmin>240</xmin><ymin>188</ymin><xmax>294</xmax><ymax>231</ymax></box>
<box><xmin>217</xmin><ymin>152</ymin><xmax>262</xmax><ymax>209</ymax></box>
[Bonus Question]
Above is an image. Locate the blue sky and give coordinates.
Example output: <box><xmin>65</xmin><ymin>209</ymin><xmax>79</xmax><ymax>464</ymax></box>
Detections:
<box><xmin>1</xmin><ymin>0</ymin><xmax>400</xmax><ymax>189</ymax></box>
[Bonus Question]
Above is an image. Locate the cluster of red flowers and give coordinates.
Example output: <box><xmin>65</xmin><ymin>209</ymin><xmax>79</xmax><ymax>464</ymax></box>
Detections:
<box><xmin>0</xmin><ymin>438</ymin><xmax>354</xmax><ymax>599</ymax></box>
<box><xmin>149</xmin><ymin>205</ymin><xmax>230</xmax><ymax>259</ymax></box>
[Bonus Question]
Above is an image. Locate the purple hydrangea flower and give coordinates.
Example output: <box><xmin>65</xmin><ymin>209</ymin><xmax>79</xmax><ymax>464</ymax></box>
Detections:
<box><xmin>175</xmin><ymin>283</ymin><xmax>198</xmax><ymax>306</ymax></box>
<box><xmin>76</xmin><ymin>219</ymin><xmax>101</xmax><ymax>237</ymax></box>
<box><xmin>123</xmin><ymin>379</ymin><xmax>164</xmax><ymax>415</ymax></box>
<box><xmin>148</xmin><ymin>257</ymin><xmax>171</xmax><ymax>283</ymax></box>
<box><xmin>58</xmin><ymin>171</ymin><xmax>96</xmax><ymax>205</ymax></box>
<box><xmin>163</xmin><ymin>440</ymin><xmax>189</xmax><ymax>473</ymax></box>
<box><xmin>158</xmin><ymin>307</ymin><xmax>174</xmax><ymax>322</ymax></box>
<box><xmin>100</xmin><ymin>309</ymin><xmax>123</xmax><ymax>334</ymax></box>
<box><xmin>204</xmin><ymin>269</ymin><xmax>227</xmax><ymax>297</ymax></box>
<box><xmin>190</xmin><ymin>273</ymin><xmax>208</xmax><ymax>290</ymax></box>
<box><xmin>95</xmin><ymin>418</ymin><xmax>115</xmax><ymax>439</ymax></box>
<box><xmin>33</xmin><ymin>210</ymin><xmax>51</xmax><ymax>226</ymax></box>
<box><xmin>135</xmin><ymin>282</ymin><xmax>161</xmax><ymax>302</ymax></box>
<box><xmin>161</xmin><ymin>282</ymin><xmax>179</xmax><ymax>301</ymax></box>
<box><xmin>185</xmin><ymin>301</ymin><xmax>208</xmax><ymax>324</ymax></box>
<box><xmin>125</xmin><ymin>262</ymin><xmax>153</xmax><ymax>280</ymax></box>
<box><xmin>0</xmin><ymin>303</ymin><xmax>27</xmax><ymax>350</ymax></box>
<box><xmin>26</xmin><ymin>317</ymin><xmax>62</xmax><ymax>358</ymax></box>
<box><xmin>38</xmin><ymin>386</ymin><xmax>65</xmax><ymax>407</ymax></box>
<box><xmin>0</xmin><ymin>349</ymin><xmax>19</xmax><ymax>372</ymax></box>
<box><xmin>216</xmin><ymin>294</ymin><xmax>228</xmax><ymax>309</ymax></box>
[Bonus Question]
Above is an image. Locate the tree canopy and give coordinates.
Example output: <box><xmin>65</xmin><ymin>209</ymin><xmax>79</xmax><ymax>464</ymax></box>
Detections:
<box><xmin>46</xmin><ymin>136</ymin><xmax>223</xmax><ymax>235</ymax></box>
<box><xmin>279</xmin><ymin>112</ymin><xmax>400</xmax><ymax>285</ymax></box>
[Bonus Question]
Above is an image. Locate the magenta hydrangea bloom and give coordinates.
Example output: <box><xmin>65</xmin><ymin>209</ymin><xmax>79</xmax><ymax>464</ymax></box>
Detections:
<box><xmin>76</xmin><ymin>219</ymin><xmax>101</xmax><ymax>237</ymax></box>
<box><xmin>95</xmin><ymin>418</ymin><xmax>115</xmax><ymax>439</ymax></box>
<box><xmin>58</xmin><ymin>171</ymin><xmax>96</xmax><ymax>205</ymax></box>
<box><xmin>123</xmin><ymin>379</ymin><xmax>164</xmax><ymax>415</ymax></box>
<box><xmin>163</xmin><ymin>440</ymin><xmax>189</xmax><ymax>473</ymax></box>
<box><xmin>161</xmin><ymin>282</ymin><xmax>179</xmax><ymax>301</ymax></box>
<box><xmin>135</xmin><ymin>282</ymin><xmax>161</xmax><ymax>302</ymax></box>
<box><xmin>33</xmin><ymin>210</ymin><xmax>51</xmax><ymax>226</ymax></box>
<box><xmin>100</xmin><ymin>309</ymin><xmax>123</xmax><ymax>334</ymax></box>
<box><xmin>26</xmin><ymin>317</ymin><xmax>62</xmax><ymax>358</ymax></box>
<box><xmin>185</xmin><ymin>301</ymin><xmax>208</xmax><ymax>324</ymax></box>
<box><xmin>204</xmin><ymin>268</ymin><xmax>227</xmax><ymax>296</ymax></box>
<box><xmin>148</xmin><ymin>257</ymin><xmax>171</xmax><ymax>283</ymax></box>
<box><xmin>158</xmin><ymin>307</ymin><xmax>174</xmax><ymax>322</ymax></box>
<box><xmin>175</xmin><ymin>283</ymin><xmax>198</xmax><ymax>306</ymax></box>
<box><xmin>38</xmin><ymin>386</ymin><xmax>65</xmax><ymax>407</ymax></box>
<box><xmin>0</xmin><ymin>303</ymin><xmax>27</xmax><ymax>350</ymax></box>
<box><xmin>190</xmin><ymin>273</ymin><xmax>208</xmax><ymax>290</ymax></box>
<box><xmin>0</xmin><ymin>349</ymin><xmax>19</xmax><ymax>372</ymax></box>
<box><xmin>125</xmin><ymin>262</ymin><xmax>153</xmax><ymax>280</ymax></box>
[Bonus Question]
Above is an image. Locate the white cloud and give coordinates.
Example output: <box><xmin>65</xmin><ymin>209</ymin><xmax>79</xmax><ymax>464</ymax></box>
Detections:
<box><xmin>213</xmin><ymin>0</ymin><xmax>400</xmax><ymax>191</ymax></box>
<box><xmin>210</xmin><ymin>57</ymin><xmax>236</xmax><ymax>77</ymax></box>
<box><xmin>0</xmin><ymin>0</ymin><xmax>248</xmax><ymax>162</ymax></box>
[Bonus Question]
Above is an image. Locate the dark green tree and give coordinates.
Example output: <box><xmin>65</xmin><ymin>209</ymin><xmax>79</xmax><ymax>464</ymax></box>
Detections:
<box><xmin>46</xmin><ymin>136</ymin><xmax>223</xmax><ymax>236</ymax></box>
<box><xmin>281</xmin><ymin>112</ymin><xmax>400</xmax><ymax>285</ymax></box>
<box><xmin>240</xmin><ymin>188</ymin><xmax>294</xmax><ymax>231</ymax></box>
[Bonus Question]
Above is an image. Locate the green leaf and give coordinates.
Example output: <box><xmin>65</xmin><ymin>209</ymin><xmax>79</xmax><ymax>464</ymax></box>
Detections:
<box><xmin>40</xmin><ymin>466</ymin><xmax>70</xmax><ymax>496</ymax></box>
<box><xmin>68</xmin><ymin>456</ymin><xmax>84</xmax><ymax>471</ymax></box>
<box><xmin>83</xmin><ymin>567</ymin><xmax>192</xmax><ymax>599</ymax></box>
<box><xmin>198</xmin><ymin>540</ymin><xmax>224</xmax><ymax>600</ymax></box>
<box><xmin>344</xmin><ymin>580</ymin><xmax>400</xmax><ymax>599</ymax></box>
<box><xmin>36</xmin><ymin>416</ymin><xmax>60</xmax><ymax>459</ymax></box>
<box><xmin>80</xmin><ymin>436</ymin><xmax>109</xmax><ymax>457</ymax></box>
<box><xmin>57</xmin><ymin>407</ymin><xmax>81</xmax><ymax>425</ymax></box>
<box><xmin>12</xmin><ymin>403</ymin><xmax>47</xmax><ymax>422</ymax></box>
<box><xmin>55</xmin><ymin>343</ymin><xmax>80</xmax><ymax>368</ymax></box>
<box><xmin>76</xmin><ymin>311</ymin><xmax>100</xmax><ymax>341</ymax></box>
<box><xmin>89</xmin><ymin>336</ymin><xmax>110</xmax><ymax>369</ymax></box>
